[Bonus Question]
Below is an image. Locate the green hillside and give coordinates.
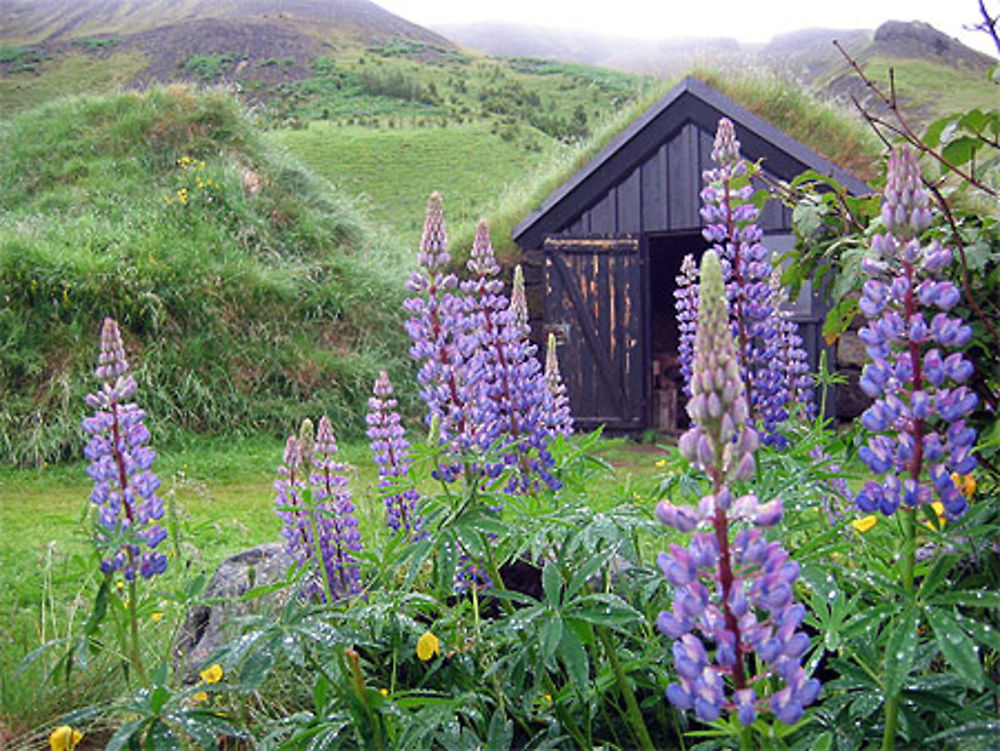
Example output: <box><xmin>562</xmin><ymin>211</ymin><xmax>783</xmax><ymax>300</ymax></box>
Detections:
<box><xmin>0</xmin><ymin>87</ymin><xmax>414</xmax><ymax>466</ymax></box>
<box><xmin>272</xmin><ymin>121</ymin><xmax>547</xmax><ymax>250</ymax></box>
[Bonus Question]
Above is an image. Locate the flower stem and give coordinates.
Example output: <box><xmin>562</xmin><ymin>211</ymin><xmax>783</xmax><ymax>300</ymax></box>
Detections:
<box><xmin>598</xmin><ymin>628</ymin><xmax>655</xmax><ymax>751</ymax></box>
<box><xmin>127</xmin><ymin>578</ymin><xmax>147</xmax><ymax>685</ymax></box>
<box><xmin>882</xmin><ymin>507</ymin><xmax>917</xmax><ymax>751</ymax></box>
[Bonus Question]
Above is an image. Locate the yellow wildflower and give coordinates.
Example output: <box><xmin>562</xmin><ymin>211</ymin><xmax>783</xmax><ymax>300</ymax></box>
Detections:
<box><xmin>380</xmin><ymin>688</ymin><xmax>388</xmax><ymax>697</ymax></box>
<box><xmin>851</xmin><ymin>515</ymin><xmax>878</xmax><ymax>534</ymax></box>
<box><xmin>925</xmin><ymin>501</ymin><xmax>948</xmax><ymax>531</ymax></box>
<box><xmin>200</xmin><ymin>663</ymin><xmax>223</xmax><ymax>684</ymax></box>
<box><xmin>416</xmin><ymin>631</ymin><xmax>440</xmax><ymax>661</ymax></box>
<box><xmin>151</xmin><ymin>612</ymin><xmax>163</xmax><ymax>622</ymax></box>
<box><xmin>193</xmin><ymin>691</ymin><xmax>208</xmax><ymax>702</ymax></box>
<box><xmin>655</xmin><ymin>459</ymin><xmax>667</xmax><ymax>468</ymax></box>
<box><xmin>49</xmin><ymin>726</ymin><xmax>83</xmax><ymax>751</ymax></box>
<box><xmin>951</xmin><ymin>473</ymin><xmax>976</xmax><ymax>499</ymax></box>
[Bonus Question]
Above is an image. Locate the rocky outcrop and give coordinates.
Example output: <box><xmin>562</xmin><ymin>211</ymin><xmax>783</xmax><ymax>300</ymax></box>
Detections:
<box><xmin>873</xmin><ymin>20</ymin><xmax>997</xmax><ymax>69</ymax></box>
<box><xmin>175</xmin><ymin>543</ymin><xmax>295</xmax><ymax>681</ymax></box>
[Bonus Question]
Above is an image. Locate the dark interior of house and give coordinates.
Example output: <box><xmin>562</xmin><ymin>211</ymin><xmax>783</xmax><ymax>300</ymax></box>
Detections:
<box><xmin>647</xmin><ymin>232</ymin><xmax>710</xmax><ymax>431</ymax></box>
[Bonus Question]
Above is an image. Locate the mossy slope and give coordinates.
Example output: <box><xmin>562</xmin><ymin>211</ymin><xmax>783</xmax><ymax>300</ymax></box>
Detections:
<box><xmin>0</xmin><ymin>86</ymin><xmax>413</xmax><ymax>466</ymax></box>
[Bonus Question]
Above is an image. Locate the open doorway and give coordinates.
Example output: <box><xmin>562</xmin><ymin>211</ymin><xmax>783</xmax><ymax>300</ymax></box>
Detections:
<box><xmin>647</xmin><ymin>231</ymin><xmax>710</xmax><ymax>432</ymax></box>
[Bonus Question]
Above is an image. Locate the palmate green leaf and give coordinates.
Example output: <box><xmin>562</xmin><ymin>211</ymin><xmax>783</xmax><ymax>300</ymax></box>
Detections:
<box><xmin>567</xmin><ymin>593</ymin><xmax>641</xmax><ymax>628</ymax></box>
<box><xmin>105</xmin><ymin>718</ymin><xmax>147</xmax><ymax>751</ymax></box>
<box><xmin>932</xmin><ymin>590</ymin><xmax>1000</xmax><ymax>608</ymax></box>
<box><xmin>927</xmin><ymin>720</ymin><xmax>1000</xmax><ymax>743</ymax></box>
<box><xmin>539</xmin><ymin>617</ymin><xmax>563</xmax><ymax>667</ymax></box>
<box><xmin>559</xmin><ymin>624</ymin><xmax>589</xmax><ymax>688</ymax></box>
<box><xmin>849</xmin><ymin>691</ymin><xmax>882</xmax><ymax>719</ymax></box>
<box><xmin>926</xmin><ymin>608</ymin><xmax>984</xmax><ymax>691</ymax></box>
<box><xmin>240</xmin><ymin>643</ymin><xmax>274</xmax><ymax>689</ymax></box>
<box><xmin>883</xmin><ymin>607</ymin><xmax>920</xmax><ymax>699</ymax></box>
<box><xmin>918</xmin><ymin>553</ymin><xmax>959</xmax><ymax>600</ymax></box>
<box><xmin>170</xmin><ymin>712</ymin><xmax>220</xmax><ymax>751</ymax></box>
<box><xmin>487</xmin><ymin>708</ymin><xmax>513</xmax><ymax>751</ymax></box>
<box><xmin>566</xmin><ymin>546</ymin><xmax>613</xmax><ymax>600</ymax></box>
<box><xmin>149</xmin><ymin>684</ymin><xmax>172</xmax><ymax>714</ymax></box>
<box><xmin>960</xmin><ymin>617</ymin><xmax>1000</xmax><ymax>651</ymax></box>
<box><xmin>146</xmin><ymin>720</ymin><xmax>181</xmax><ymax>751</ymax></box>
<box><xmin>541</xmin><ymin>562</ymin><xmax>561</xmax><ymax>608</ymax></box>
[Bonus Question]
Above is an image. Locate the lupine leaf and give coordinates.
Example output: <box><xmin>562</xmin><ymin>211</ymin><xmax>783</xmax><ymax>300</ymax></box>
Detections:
<box><xmin>105</xmin><ymin>719</ymin><xmax>147</xmax><ymax>751</ymax></box>
<box><xmin>539</xmin><ymin>617</ymin><xmax>563</xmax><ymax>667</ymax></box>
<box><xmin>146</xmin><ymin>719</ymin><xmax>182</xmax><ymax>751</ymax></box>
<box><xmin>927</xmin><ymin>720</ymin><xmax>1000</xmax><ymax>743</ymax></box>
<box><xmin>883</xmin><ymin>607</ymin><xmax>920</xmax><ymax>698</ymax></box>
<box><xmin>542</xmin><ymin>562</ymin><xmax>561</xmax><ymax>608</ymax></box>
<box><xmin>487</xmin><ymin>708</ymin><xmax>513</xmax><ymax>751</ymax></box>
<box><xmin>960</xmin><ymin>618</ymin><xmax>1000</xmax><ymax>651</ymax></box>
<box><xmin>560</xmin><ymin>625</ymin><xmax>589</xmax><ymax>687</ymax></box>
<box><xmin>932</xmin><ymin>590</ymin><xmax>1000</xmax><ymax>608</ymax></box>
<box><xmin>926</xmin><ymin>608</ymin><xmax>983</xmax><ymax>691</ymax></box>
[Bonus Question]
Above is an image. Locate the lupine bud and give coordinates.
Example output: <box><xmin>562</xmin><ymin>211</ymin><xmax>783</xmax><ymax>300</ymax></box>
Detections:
<box><xmin>545</xmin><ymin>333</ymin><xmax>574</xmax><ymax>438</ymax></box>
<box><xmin>658</xmin><ymin>252</ymin><xmax>817</xmax><ymax>727</ymax></box>
<box><xmin>368</xmin><ymin>372</ymin><xmax>422</xmax><ymax>540</ymax></box>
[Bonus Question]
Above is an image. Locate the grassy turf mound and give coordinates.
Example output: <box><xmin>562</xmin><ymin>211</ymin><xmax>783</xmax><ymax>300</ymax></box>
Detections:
<box><xmin>0</xmin><ymin>85</ymin><xmax>414</xmax><ymax>466</ymax></box>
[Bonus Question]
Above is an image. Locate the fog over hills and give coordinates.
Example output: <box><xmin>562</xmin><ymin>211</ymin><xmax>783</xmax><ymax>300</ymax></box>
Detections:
<box><xmin>436</xmin><ymin>17</ymin><xmax>996</xmax><ymax>83</ymax></box>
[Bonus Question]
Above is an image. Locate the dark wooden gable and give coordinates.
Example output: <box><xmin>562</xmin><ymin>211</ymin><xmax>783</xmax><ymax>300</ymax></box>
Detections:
<box><xmin>513</xmin><ymin>76</ymin><xmax>869</xmax><ymax>248</ymax></box>
<box><xmin>514</xmin><ymin>76</ymin><xmax>869</xmax><ymax>432</ymax></box>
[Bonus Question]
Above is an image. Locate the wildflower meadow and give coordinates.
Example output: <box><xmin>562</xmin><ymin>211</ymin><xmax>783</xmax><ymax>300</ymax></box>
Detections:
<box><xmin>3</xmin><ymin>52</ymin><xmax>999</xmax><ymax>751</ymax></box>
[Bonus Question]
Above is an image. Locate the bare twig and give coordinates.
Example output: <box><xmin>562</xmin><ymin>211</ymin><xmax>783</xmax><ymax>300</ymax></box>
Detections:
<box><xmin>924</xmin><ymin>181</ymin><xmax>1000</xmax><ymax>350</ymax></box>
<box><xmin>970</xmin><ymin>1</ymin><xmax>1000</xmax><ymax>55</ymax></box>
<box><xmin>833</xmin><ymin>40</ymin><xmax>997</xmax><ymax>198</ymax></box>
<box><xmin>833</xmin><ymin>35</ymin><xmax>1000</xmax><ymax>400</ymax></box>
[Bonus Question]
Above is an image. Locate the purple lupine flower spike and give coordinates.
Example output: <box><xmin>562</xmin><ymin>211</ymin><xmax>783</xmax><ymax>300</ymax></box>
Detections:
<box><xmin>83</xmin><ymin>318</ymin><xmax>167</xmax><ymax>581</ymax></box>
<box><xmin>405</xmin><ymin>193</ymin><xmax>474</xmax><ymax>479</ymax></box>
<box><xmin>367</xmin><ymin>371</ymin><xmax>422</xmax><ymax>540</ymax></box>
<box><xmin>275</xmin><ymin>435</ymin><xmax>310</xmax><ymax>575</ymax></box>
<box><xmin>311</xmin><ymin>416</ymin><xmax>363</xmax><ymax>601</ymax></box>
<box><xmin>544</xmin><ymin>333</ymin><xmax>573</xmax><ymax>438</ymax></box>
<box><xmin>459</xmin><ymin>225</ymin><xmax>558</xmax><ymax>492</ymax></box>
<box><xmin>659</xmin><ymin>251</ymin><xmax>819</xmax><ymax>726</ymax></box>
<box><xmin>674</xmin><ymin>254</ymin><xmax>700</xmax><ymax>397</ymax></box>
<box><xmin>688</xmin><ymin>117</ymin><xmax>811</xmax><ymax>446</ymax></box>
<box><xmin>855</xmin><ymin>145</ymin><xmax>977</xmax><ymax>520</ymax></box>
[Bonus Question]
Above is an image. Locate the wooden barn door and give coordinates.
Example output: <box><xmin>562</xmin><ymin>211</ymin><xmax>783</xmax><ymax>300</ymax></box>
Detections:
<box><xmin>543</xmin><ymin>235</ymin><xmax>646</xmax><ymax>430</ymax></box>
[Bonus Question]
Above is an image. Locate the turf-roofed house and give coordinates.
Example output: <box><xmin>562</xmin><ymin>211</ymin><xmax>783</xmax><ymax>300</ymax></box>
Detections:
<box><xmin>513</xmin><ymin>76</ymin><xmax>870</xmax><ymax>433</ymax></box>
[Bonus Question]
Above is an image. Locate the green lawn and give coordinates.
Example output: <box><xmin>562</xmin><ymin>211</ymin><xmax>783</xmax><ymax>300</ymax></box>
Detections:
<box><xmin>0</xmin><ymin>51</ymin><xmax>149</xmax><ymax>115</ymax></box>
<box><xmin>270</xmin><ymin>121</ymin><xmax>555</xmax><ymax>252</ymax></box>
<box><xmin>0</xmin><ymin>432</ymin><xmax>667</xmax><ymax>731</ymax></box>
<box><xmin>850</xmin><ymin>56</ymin><xmax>998</xmax><ymax>128</ymax></box>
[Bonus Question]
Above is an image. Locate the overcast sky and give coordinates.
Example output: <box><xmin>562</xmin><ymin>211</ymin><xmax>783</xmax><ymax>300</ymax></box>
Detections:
<box><xmin>375</xmin><ymin>0</ymin><xmax>999</xmax><ymax>57</ymax></box>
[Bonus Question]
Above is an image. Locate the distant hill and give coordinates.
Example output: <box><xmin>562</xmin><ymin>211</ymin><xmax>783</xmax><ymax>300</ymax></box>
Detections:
<box><xmin>0</xmin><ymin>0</ymin><xmax>459</xmax><ymax>114</ymax></box>
<box><xmin>1</xmin><ymin>0</ymin><xmax>451</xmax><ymax>46</ymax></box>
<box><xmin>435</xmin><ymin>21</ymin><xmax>745</xmax><ymax>77</ymax></box>
<box><xmin>438</xmin><ymin>19</ymin><xmax>998</xmax><ymax>127</ymax></box>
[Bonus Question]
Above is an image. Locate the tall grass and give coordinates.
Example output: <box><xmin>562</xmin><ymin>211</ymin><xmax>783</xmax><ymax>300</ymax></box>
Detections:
<box><xmin>459</xmin><ymin>68</ymin><xmax>880</xmax><ymax>262</ymax></box>
<box><xmin>0</xmin><ymin>86</ymin><xmax>417</xmax><ymax>467</ymax></box>
<box><xmin>692</xmin><ymin>68</ymin><xmax>882</xmax><ymax>181</ymax></box>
